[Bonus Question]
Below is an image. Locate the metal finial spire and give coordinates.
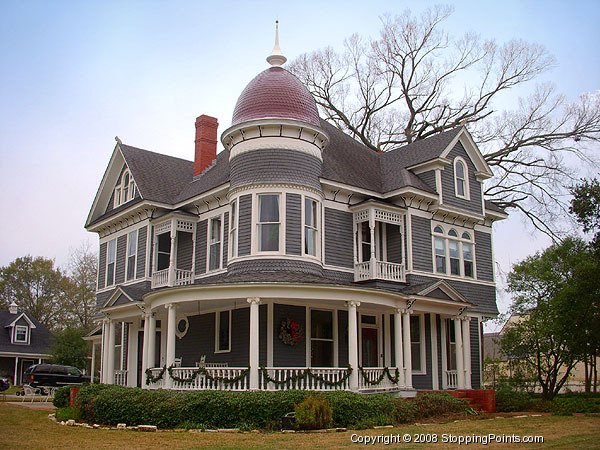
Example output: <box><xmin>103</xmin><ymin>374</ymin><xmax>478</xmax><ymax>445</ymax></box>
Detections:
<box><xmin>266</xmin><ymin>20</ymin><xmax>287</xmax><ymax>67</ymax></box>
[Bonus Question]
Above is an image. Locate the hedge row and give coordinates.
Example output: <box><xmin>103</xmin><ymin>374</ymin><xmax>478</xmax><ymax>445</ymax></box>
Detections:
<box><xmin>496</xmin><ymin>386</ymin><xmax>600</xmax><ymax>414</ymax></box>
<box><xmin>72</xmin><ymin>384</ymin><xmax>468</xmax><ymax>429</ymax></box>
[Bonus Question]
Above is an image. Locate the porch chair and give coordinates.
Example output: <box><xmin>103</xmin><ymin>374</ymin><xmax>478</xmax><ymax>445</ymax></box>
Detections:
<box><xmin>173</xmin><ymin>357</ymin><xmax>182</xmax><ymax>367</ymax></box>
<box><xmin>21</xmin><ymin>385</ymin><xmax>42</xmax><ymax>403</ymax></box>
<box><xmin>195</xmin><ymin>355</ymin><xmax>206</xmax><ymax>368</ymax></box>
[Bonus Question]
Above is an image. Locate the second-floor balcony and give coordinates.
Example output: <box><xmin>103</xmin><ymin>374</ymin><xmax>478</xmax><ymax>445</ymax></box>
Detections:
<box><xmin>351</xmin><ymin>202</ymin><xmax>406</xmax><ymax>283</ymax></box>
<box><xmin>151</xmin><ymin>216</ymin><xmax>196</xmax><ymax>289</ymax></box>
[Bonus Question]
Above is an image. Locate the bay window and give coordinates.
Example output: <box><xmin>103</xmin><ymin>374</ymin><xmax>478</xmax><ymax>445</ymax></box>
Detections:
<box><xmin>258</xmin><ymin>194</ymin><xmax>280</xmax><ymax>252</ymax></box>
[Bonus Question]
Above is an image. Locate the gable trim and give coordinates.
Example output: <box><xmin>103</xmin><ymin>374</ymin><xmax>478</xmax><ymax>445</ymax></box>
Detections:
<box><xmin>439</xmin><ymin>128</ymin><xmax>493</xmax><ymax>179</ymax></box>
<box><xmin>102</xmin><ymin>286</ymin><xmax>135</xmax><ymax>308</ymax></box>
<box><xmin>4</xmin><ymin>312</ymin><xmax>37</xmax><ymax>329</ymax></box>
<box><xmin>416</xmin><ymin>280</ymin><xmax>470</xmax><ymax>304</ymax></box>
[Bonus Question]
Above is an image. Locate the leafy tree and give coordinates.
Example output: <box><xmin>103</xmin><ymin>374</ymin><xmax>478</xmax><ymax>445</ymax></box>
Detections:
<box><xmin>63</xmin><ymin>242</ymin><xmax>98</xmax><ymax>330</ymax></box>
<box><xmin>504</xmin><ymin>237</ymin><xmax>599</xmax><ymax>399</ymax></box>
<box><xmin>289</xmin><ymin>5</ymin><xmax>600</xmax><ymax>237</ymax></box>
<box><xmin>0</xmin><ymin>256</ymin><xmax>70</xmax><ymax>330</ymax></box>
<box><xmin>50</xmin><ymin>327</ymin><xmax>90</xmax><ymax>370</ymax></box>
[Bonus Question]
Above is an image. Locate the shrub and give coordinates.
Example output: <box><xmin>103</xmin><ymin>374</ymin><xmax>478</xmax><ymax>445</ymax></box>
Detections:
<box><xmin>394</xmin><ymin>393</ymin><xmax>468</xmax><ymax>423</ymax></box>
<box><xmin>495</xmin><ymin>385</ymin><xmax>534</xmax><ymax>412</ymax></box>
<box><xmin>294</xmin><ymin>395</ymin><xmax>333</xmax><ymax>430</ymax></box>
<box><xmin>52</xmin><ymin>386</ymin><xmax>71</xmax><ymax>408</ymax></box>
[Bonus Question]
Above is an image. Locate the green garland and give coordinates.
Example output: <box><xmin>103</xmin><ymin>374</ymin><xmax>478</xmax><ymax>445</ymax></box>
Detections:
<box><xmin>358</xmin><ymin>367</ymin><xmax>400</xmax><ymax>385</ymax></box>
<box><xmin>145</xmin><ymin>365</ymin><xmax>167</xmax><ymax>385</ymax></box>
<box><xmin>167</xmin><ymin>366</ymin><xmax>250</xmax><ymax>385</ymax></box>
<box><xmin>259</xmin><ymin>366</ymin><xmax>353</xmax><ymax>387</ymax></box>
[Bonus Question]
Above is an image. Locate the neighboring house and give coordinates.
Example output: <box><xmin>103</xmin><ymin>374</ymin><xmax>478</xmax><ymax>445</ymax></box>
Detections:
<box><xmin>85</xmin><ymin>35</ymin><xmax>507</xmax><ymax>395</ymax></box>
<box><xmin>0</xmin><ymin>302</ymin><xmax>53</xmax><ymax>385</ymax></box>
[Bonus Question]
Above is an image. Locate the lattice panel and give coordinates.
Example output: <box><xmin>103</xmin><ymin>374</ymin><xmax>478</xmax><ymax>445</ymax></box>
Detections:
<box><xmin>177</xmin><ymin>220</ymin><xmax>195</xmax><ymax>232</ymax></box>
<box><xmin>374</xmin><ymin>209</ymin><xmax>402</xmax><ymax>225</ymax></box>
<box><xmin>154</xmin><ymin>221</ymin><xmax>172</xmax><ymax>235</ymax></box>
<box><xmin>354</xmin><ymin>210</ymin><xmax>369</xmax><ymax>223</ymax></box>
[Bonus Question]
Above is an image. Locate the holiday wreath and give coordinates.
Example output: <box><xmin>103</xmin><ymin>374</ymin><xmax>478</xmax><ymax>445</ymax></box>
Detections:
<box><xmin>278</xmin><ymin>318</ymin><xmax>303</xmax><ymax>345</ymax></box>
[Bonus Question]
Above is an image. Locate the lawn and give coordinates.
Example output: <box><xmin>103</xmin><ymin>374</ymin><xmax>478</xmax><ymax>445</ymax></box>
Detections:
<box><xmin>1</xmin><ymin>403</ymin><xmax>599</xmax><ymax>449</ymax></box>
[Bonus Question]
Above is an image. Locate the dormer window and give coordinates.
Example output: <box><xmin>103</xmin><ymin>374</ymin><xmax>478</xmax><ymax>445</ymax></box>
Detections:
<box><xmin>14</xmin><ymin>325</ymin><xmax>28</xmax><ymax>343</ymax></box>
<box><xmin>114</xmin><ymin>169</ymin><xmax>137</xmax><ymax>208</ymax></box>
<box><xmin>454</xmin><ymin>158</ymin><xmax>470</xmax><ymax>200</ymax></box>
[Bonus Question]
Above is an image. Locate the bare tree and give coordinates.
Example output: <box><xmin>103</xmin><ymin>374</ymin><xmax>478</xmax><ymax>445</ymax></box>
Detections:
<box><xmin>289</xmin><ymin>5</ymin><xmax>600</xmax><ymax>237</ymax></box>
<box><xmin>64</xmin><ymin>241</ymin><xmax>98</xmax><ymax>331</ymax></box>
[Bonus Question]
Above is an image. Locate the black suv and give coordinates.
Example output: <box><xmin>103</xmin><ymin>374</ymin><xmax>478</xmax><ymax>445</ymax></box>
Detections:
<box><xmin>24</xmin><ymin>364</ymin><xmax>91</xmax><ymax>387</ymax></box>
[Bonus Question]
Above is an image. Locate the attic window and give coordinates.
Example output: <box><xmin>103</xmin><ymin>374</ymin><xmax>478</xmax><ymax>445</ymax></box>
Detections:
<box><xmin>14</xmin><ymin>325</ymin><xmax>28</xmax><ymax>343</ymax></box>
<box><xmin>454</xmin><ymin>158</ymin><xmax>470</xmax><ymax>200</ymax></box>
<box><xmin>114</xmin><ymin>169</ymin><xmax>137</xmax><ymax>208</ymax></box>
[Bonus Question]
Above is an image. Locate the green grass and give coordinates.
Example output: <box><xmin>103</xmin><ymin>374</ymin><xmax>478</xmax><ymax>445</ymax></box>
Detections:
<box><xmin>1</xmin><ymin>403</ymin><xmax>600</xmax><ymax>449</ymax></box>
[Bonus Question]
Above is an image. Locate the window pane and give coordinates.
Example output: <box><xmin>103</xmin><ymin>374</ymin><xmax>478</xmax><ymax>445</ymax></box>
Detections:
<box><xmin>158</xmin><ymin>233</ymin><xmax>171</xmax><ymax>253</ymax></box>
<box><xmin>449</xmin><ymin>240</ymin><xmax>459</xmax><ymax>258</ymax></box>
<box><xmin>259</xmin><ymin>224</ymin><xmax>279</xmax><ymax>251</ymax></box>
<box><xmin>230</xmin><ymin>201</ymin><xmax>237</xmax><ymax>228</ymax></box>
<box><xmin>305</xmin><ymin>228</ymin><xmax>316</xmax><ymax>256</ymax></box>
<box><xmin>218</xmin><ymin>310</ymin><xmax>230</xmax><ymax>351</ymax></box>
<box><xmin>448</xmin><ymin>229</ymin><xmax>458</xmax><ymax>237</ymax></box>
<box><xmin>108</xmin><ymin>239</ymin><xmax>116</xmax><ymax>263</ymax></box>
<box><xmin>305</xmin><ymin>198</ymin><xmax>317</xmax><ymax>227</ymax></box>
<box><xmin>449</xmin><ymin>241</ymin><xmax>460</xmax><ymax>275</ymax></box>
<box><xmin>127</xmin><ymin>255</ymin><xmax>135</xmax><ymax>280</ymax></box>
<box><xmin>434</xmin><ymin>226</ymin><xmax>443</xmax><ymax>234</ymax></box>
<box><xmin>311</xmin><ymin>340</ymin><xmax>333</xmax><ymax>367</ymax></box>
<box><xmin>456</xmin><ymin>161</ymin><xmax>464</xmax><ymax>179</ymax></box>
<box><xmin>210</xmin><ymin>217</ymin><xmax>221</xmax><ymax>244</ymax></box>
<box><xmin>259</xmin><ymin>195</ymin><xmax>279</xmax><ymax>222</ymax></box>
<box><xmin>457</xmin><ymin>180</ymin><xmax>465</xmax><ymax>196</ymax></box>
<box><xmin>463</xmin><ymin>243</ymin><xmax>473</xmax><ymax>260</ymax></box>
<box><xmin>462</xmin><ymin>232</ymin><xmax>471</xmax><ymax>240</ymax></box>
<box><xmin>463</xmin><ymin>243</ymin><xmax>473</xmax><ymax>278</ymax></box>
<box><xmin>128</xmin><ymin>231</ymin><xmax>137</xmax><ymax>256</ymax></box>
<box><xmin>209</xmin><ymin>243</ymin><xmax>221</xmax><ymax>271</ymax></box>
<box><xmin>434</xmin><ymin>237</ymin><xmax>446</xmax><ymax>272</ymax></box>
<box><xmin>450</xmin><ymin>257</ymin><xmax>460</xmax><ymax>275</ymax></box>
<box><xmin>411</xmin><ymin>343</ymin><xmax>422</xmax><ymax>371</ymax></box>
<box><xmin>464</xmin><ymin>260</ymin><xmax>474</xmax><ymax>278</ymax></box>
<box><xmin>410</xmin><ymin>316</ymin><xmax>421</xmax><ymax>371</ymax></box>
<box><xmin>107</xmin><ymin>263</ymin><xmax>115</xmax><ymax>285</ymax></box>
<box><xmin>311</xmin><ymin>310</ymin><xmax>332</xmax><ymax>339</ymax></box>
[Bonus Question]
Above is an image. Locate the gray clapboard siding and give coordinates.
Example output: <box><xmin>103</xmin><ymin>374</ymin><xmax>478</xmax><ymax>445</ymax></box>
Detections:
<box><xmin>273</xmin><ymin>304</ymin><xmax>306</xmax><ymax>367</ymax></box>
<box><xmin>418</xmin><ymin>170</ymin><xmax>437</xmax><ymax>192</ymax></box>
<box><xmin>195</xmin><ymin>220</ymin><xmax>207</xmax><ymax>275</ymax></box>
<box><xmin>324</xmin><ymin>208</ymin><xmax>354</xmax><ymax>268</ymax></box>
<box><xmin>411</xmin><ymin>215</ymin><xmax>433</xmax><ymax>272</ymax></box>
<box><xmin>228</xmin><ymin>259</ymin><xmax>323</xmax><ymax>276</ymax></box>
<box><xmin>238</xmin><ymin>194</ymin><xmax>252</xmax><ymax>256</ymax></box>
<box><xmin>115</xmin><ymin>235</ymin><xmax>127</xmax><ymax>284</ymax></box>
<box><xmin>440</xmin><ymin>141</ymin><xmax>482</xmax><ymax>214</ymax></box>
<box><xmin>474</xmin><ymin>230</ymin><xmax>494</xmax><ymax>282</ymax></box>
<box><xmin>386</xmin><ymin>224</ymin><xmax>403</xmax><ymax>264</ymax></box>
<box><xmin>148</xmin><ymin>227</ymin><xmax>154</xmax><ymax>276</ymax></box>
<box><xmin>286</xmin><ymin>193</ymin><xmax>302</xmax><ymax>255</ymax></box>
<box><xmin>177</xmin><ymin>231</ymin><xmax>193</xmax><ymax>271</ymax></box>
<box><xmin>470</xmin><ymin>319</ymin><xmax>481</xmax><ymax>389</ymax></box>
<box><xmin>136</xmin><ymin>226</ymin><xmax>147</xmax><ymax>279</ymax></box>
<box><xmin>230</xmin><ymin>149</ymin><xmax>322</xmax><ymax>191</ymax></box>
<box><xmin>98</xmin><ymin>242</ymin><xmax>107</xmax><ymax>289</ymax></box>
<box><xmin>322</xmin><ymin>269</ymin><xmax>354</xmax><ymax>284</ymax></box>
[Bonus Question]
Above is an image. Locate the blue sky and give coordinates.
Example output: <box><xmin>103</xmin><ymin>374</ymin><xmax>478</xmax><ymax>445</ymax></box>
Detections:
<box><xmin>0</xmin><ymin>0</ymin><xmax>598</xmax><ymax>320</ymax></box>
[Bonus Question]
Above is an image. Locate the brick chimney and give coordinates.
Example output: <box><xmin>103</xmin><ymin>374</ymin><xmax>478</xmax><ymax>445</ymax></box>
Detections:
<box><xmin>194</xmin><ymin>115</ymin><xmax>218</xmax><ymax>176</ymax></box>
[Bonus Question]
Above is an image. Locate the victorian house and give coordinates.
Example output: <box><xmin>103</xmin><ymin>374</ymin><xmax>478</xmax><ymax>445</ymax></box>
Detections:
<box><xmin>85</xmin><ymin>32</ymin><xmax>506</xmax><ymax>395</ymax></box>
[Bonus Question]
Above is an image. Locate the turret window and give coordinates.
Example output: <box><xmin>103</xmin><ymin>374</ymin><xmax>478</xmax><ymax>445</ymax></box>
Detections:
<box><xmin>258</xmin><ymin>194</ymin><xmax>280</xmax><ymax>252</ymax></box>
<box><xmin>229</xmin><ymin>200</ymin><xmax>238</xmax><ymax>259</ymax></box>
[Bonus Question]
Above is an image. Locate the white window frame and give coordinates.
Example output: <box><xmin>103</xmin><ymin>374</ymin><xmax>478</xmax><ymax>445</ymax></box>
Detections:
<box><xmin>14</xmin><ymin>325</ymin><xmax>29</xmax><ymax>344</ymax></box>
<box><xmin>453</xmin><ymin>157</ymin><xmax>470</xmax><ymax>200</ymax></box>
<box><xmin>358</xmin><ymin>313</ymin><xmax>382</xmax><ymax>367</ymax></box>
<box><xmin>308</xmin><ymin>308</ymin><xmax>336</xmax><ymax>368</ymax></box>
<box><xmin>215</xmin><ymin>309</ymin><xmax>232</xmax><ymax>353</ymax></box>
<box><xmin>126</xmin><ymin>230</ymin><xmax>138</xmax><ymax>281</ymax></box>
<box><xmin>302</xmin><ymin>196</ymin><xmax>320</xmax><ymax>259</ymax></box>
<box><xmin>113</xmin><ymin>168</ymin><xmax>137</xmax><ymax>208</ymax></box>
<box><xmin>207</xmin><ymin>214</ymin><xmax>224</xmax><ymax>272</ymax></box>
<box><xmin>106</xmin><ymin>238</ymin><xmax>117</xmax><ymax>286</ymax></box>
<box><xmin>229</xmin><ymin>200</ymin><xmax>238</xmax><ymax>260</ymax></box>
<box><xmin>410</xmin><ymin>313</ymin><xmax>426</xmax><ymax>375</ymax></box>
<box><xmin>431</xmin><ymin>224</ymin><xmax>476</xmax><ymax>279</ymax></box>
<box><xmin>254</xmin><ymin>193</ymin><xmax>284</xmax><ymax>254</ymax></box>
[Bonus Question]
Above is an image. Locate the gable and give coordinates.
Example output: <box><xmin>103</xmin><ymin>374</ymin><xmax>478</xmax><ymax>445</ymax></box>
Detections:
<box><xmin>113</xmin><ymin>294</ymin><xmax>133</xmax><ymax>306</ymax></box>
<box><xmin>425</xmin><ymin>288</ymin><xmax>453</xmax><ymax>301</ymax></box>
<box><xmin>440</xmin><ymin>129</ymin><xmax>493</xmax><ymax>179</ymax></box>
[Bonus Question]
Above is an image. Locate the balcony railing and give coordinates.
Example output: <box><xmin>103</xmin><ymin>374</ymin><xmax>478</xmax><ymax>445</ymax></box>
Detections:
<box><xmin>114</xmin><ymin>370</ymin><xmax>128</xmax><ymax>386</ymax></box>
<box><xmin>151</xmin><ymin>268</ymin><xmax>194</xmax><ymax>288</ymax></box>
<box><xmin>445</xmin><ymin>370</ymin><xmax>457</xmax><ymax>389</ymax></box>
<box><xmin>354</xmin><ymin>260</ymin><xmax>405</xmax><ymax>282</ymax></box>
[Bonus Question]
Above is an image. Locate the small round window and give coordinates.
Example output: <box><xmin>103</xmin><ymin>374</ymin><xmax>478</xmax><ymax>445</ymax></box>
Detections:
<box><xmin>175</xmin><ymin>316</ymin><xmax>189</xmax><ymax>339</ymax></box>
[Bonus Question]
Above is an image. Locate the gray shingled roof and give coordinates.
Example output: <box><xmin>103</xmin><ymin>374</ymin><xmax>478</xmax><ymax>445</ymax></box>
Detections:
<box><xmin>0</xmin><ymin>310</ymin><xmax>53</xmax><ymax>355</ymax></box>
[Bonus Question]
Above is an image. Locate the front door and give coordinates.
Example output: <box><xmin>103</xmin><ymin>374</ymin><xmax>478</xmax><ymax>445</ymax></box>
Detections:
<box><xmin>361</xmin><ymin>328</ymin><xmax>378</xmax><ymax>367</ymax></box>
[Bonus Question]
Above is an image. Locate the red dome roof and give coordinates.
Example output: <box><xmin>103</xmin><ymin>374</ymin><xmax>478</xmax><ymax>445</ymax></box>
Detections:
<box><xmin>232</xmin><ymin>67</ymin><xmax>320</xmax><ymax>127</ymax></box>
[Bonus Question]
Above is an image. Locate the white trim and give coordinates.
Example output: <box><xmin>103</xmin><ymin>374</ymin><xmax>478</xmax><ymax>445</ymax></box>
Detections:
<box><xmin>410</xmin><ymin>313</ymin><xmax>427</xmax><ymax>375</ymax></box>
<box><xmin>430</xmin><ymin>313</ymin><xmax>439</xmax><ymax>390</ymax></box>
<box><xmin>406</xmin><ymin>213</ymin><xmax>413</xmax><ymax>272</ymax></box>
<box><xmin>14</xmin><ymin>325</ymin><xmax>29</xmax><ymax>344</ymax></box>
<box><xmin>5</xmin><ymin>312</ymin><xmax>36</xmax><ymax>329</ymax></box>
<box><xmin>440</xmin><ymin>318</ymin><xmax>448</xmax><ymax>389</ymax></box>
<box><xmin>435</xmin><ymin>169</ymin><xmax>443</xmax><ymax>204</ymax></box>
<box><xmin>267</xmin><ymin>302</ymin><xmax>273</xmax><ymax>367</ymax></box>
<box><xmin>309</xmin><ymin>307</ymin><xmax>337</xmax><ymax>368</ymax></box>
<box><xmin>453</xmin><ymin>157</ymin><xmax>470</xmax><ymax>201</ymax></box>
<box><xmin>439</xmin><ymin>128</ymin><xmax>493</xmax><ymax>179</ymax></box>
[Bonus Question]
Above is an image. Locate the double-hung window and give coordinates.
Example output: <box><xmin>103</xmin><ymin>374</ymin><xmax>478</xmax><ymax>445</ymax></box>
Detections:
<box><xmin>215</xmin><ymin>310</ymin><xmax>231</xmax><ymax>353</ymax></box>
<box><xmin>304</xmin><ymin>198</ymin><xmax>318</xmax><ymax>256</ymax></box>
<box><xmin>410</xmin><ymin>315</ymin><xmax>424</xmax><ymax>373</ymax></box>
<box><xmin>454</xmin><ymin>158</ymin><xmax>469</xmax><ymax>199</ymax></box>
<box><xmin>126</xmin><ymin>230</ymin><xmax>137</xmax><ymax>281</ymax></box>
<box><xmin>311</xmin><ymin>310</ymin><xmax>333</xmax><ymax>367</ymax></box>
<box><xmin>258</xmin><ymin>194</ymin><xmax>280</xmax><ymax>252</ymax></box>
<box><xmin>433</xmin><ymin>225</ymin><xmax>475</xmax><ymax>279</ymax></box>
<box><xmin>208</xmin><ymin>216</ymin><xmax>222</xmax><ymax>271</ymax></box>
<box><xmin>229</xmin><ymin>200</ymin><xmax>237</xmax><ymax>259</ymax></box>
<box><xmin>14</xmin><ymin>325</ymin><xmax>28</xmax><ymax>343</ymax></box>
<box><xmin>106</xmin><ymin>239</ymin><xmax>116</xmax><ymax>286</ymax></box>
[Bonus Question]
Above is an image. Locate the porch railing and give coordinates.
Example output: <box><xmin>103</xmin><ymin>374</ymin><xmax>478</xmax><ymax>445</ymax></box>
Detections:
<box><xmin>170</xmin><ymin>367</ymin><xmax>249</xmax><ymax>391</ymax></box>
<box><xmin>151</xmin><ymin>268</ymin><xmax>194</xmax><ymax>288</ymax></box>
<box><xmin>354</xmin><ymin>260</ymin><xmax>405</xmax><ymax>282</ymax></box>
<box><xmin>152</xmin><ymin>269</ymin><xmax>169</xmax><ymax>288</ymax></box>
<box><xmin>445</xmin><ymin>370</ymin><xmax>457</xmax><ymax>389</ymax></box>
<box><xmin>259</xmin><ymin>367</ymin><xmax>351</xmax><ymax>391</ymax></box>
<box><xmin>147</xmin><ymin>368</ymin><xmax>165</xmax><ymax>389</ymax></box>
<box><xmin>114</xmin><ymin>370</ymin><xmax>128</xmax><ymax>386</ymax></box>
<box><xmin>358</xmin><ymin>367</ymin><xmax>400</xmax><ymax>390</ymax></box>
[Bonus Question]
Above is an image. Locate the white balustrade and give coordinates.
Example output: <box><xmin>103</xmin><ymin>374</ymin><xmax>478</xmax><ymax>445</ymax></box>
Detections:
<box><xmin>259</xmin><ymin>367</ymin><xmax>351</xmax><ymax>391</ymax></box>
<box><xmin>354</xmin><ymin>261</ymin><xmax>404</xmax><ymax>282</ymax></box>
<box><xmin>146</xmin><ymin>368</ymin><xmax>165</xmax><ymax>389</ymax></box>
<box><xmin>169</xmin><ymin>367</ymin><xmax>249</xmax><ymax>391</ymax></box>
<box><xmin>114</xmin><ymin>370</ymin><xmax>128</xmax><ymax>386</ymax></box>
<box><xmin>358</xmin><ymin>367</ymin><xmax>400</xmax><ymax>390</ymax></box>
<box><xmin>152</xmin><ymin>269</ymin><xmax>169</xmax><ymax>288</ymax></box>
<box><xmin>152</xmin><ymin>268</ymin><xmax>193</xmax><ymax>288</ymax></box>
<box><xmin>174</xmin><ymin>269</ymin><xmax>193</xmax><ymax>286</ymax></box>
<box><xmin>446</xmin><ymin>370</ymin><xmax>457</xmax><ymax>389</ymax></box>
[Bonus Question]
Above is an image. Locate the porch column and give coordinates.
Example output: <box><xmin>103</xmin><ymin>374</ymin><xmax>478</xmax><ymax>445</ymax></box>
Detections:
<box><xmin>393</xmin><ymin>309</ymin><xmax>405</xmax><ymax>387</ymax></box>
<box><xmin>141</xmin><ymin>313</ymin><xmax>150</xmax><ymax>385</ymax></box>
<box><xmin>462</xmin><ymin>317</ymin><xmax>472</xmax><ymax>389</ymax></box>
<box><xmin>147</xmin><ymin>313</ymin><xmax>157</xmax><ymax>369</ymax></box>
<box><xmin>248</xmin><ymin>297</ymin><xmax>261</xmax><ymax>390</ymax></box>
<box><xmin>402</xmin><ymin>310</ymin><xmax>413</xmax><ymax>389</ymax></box>
<box><xmin>167</xmin><ymin>219</ymin><xmax>177</xmax><ymax>286</ymax></box>
<box><xmin>127</xmin><ymin>321</ymin><xmax>139</xmax><ymax>387</ymax></box>
<box><xmin>106</xmin><ymin>320</ymin><xmax>116</xmax><ymax>385</ymax></box>
<box><xmin>14</xmin><ymin>356</ymin><xmax>19</xmax><ymax>385</ymax></box>
<box><xmin>91</xmin><ymin>342</ymin><xmax>96</xmax><ymax>382</ymax></box>
<box><xmin>369</xmin><ymin>212</ymin><xmax>376</xmax><ymax>279</ymax></box>
<box><xmin>100</xmin><ymin>319</ymin><xmax>107</xmax><ymax>383</ymax></box>
<box><xmin>347</xmin><ymin>301</ymin><xmax>360</xmax><ymax>391</ymax></box>
<box><xmin>454</xmin><ymin>317</ymin><xmax>465</xmax><ymax>389</ymax></box>
<box><xmin>165</xmin><ymin>304</ymin><xmax>177</xmax><ymax>388</ymax></box>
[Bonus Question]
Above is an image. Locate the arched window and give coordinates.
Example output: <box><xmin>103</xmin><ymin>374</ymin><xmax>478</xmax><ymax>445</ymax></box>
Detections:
<box><xmin>432</xmin><ymin>223</ymin><xmax>475</xmax><ymax>278</ymax></box>
<box><xmin>448</xmin><ymin>229</ymin><xmax>458</xmax><ymax>237</ymax></box>
<box><xmin>454</xmin><ymin>158</ymin><xmax>469</xmax><ymax>199</ymax></box>
<box><xmin>113</xmin><ymin>168</ymin><xmax>137</xmax><ymax>208</ymax></box>
<box><xmin>434</xmin><ymin>225</ymin><xmax>444</xmax><ymax>234</ymax></box>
